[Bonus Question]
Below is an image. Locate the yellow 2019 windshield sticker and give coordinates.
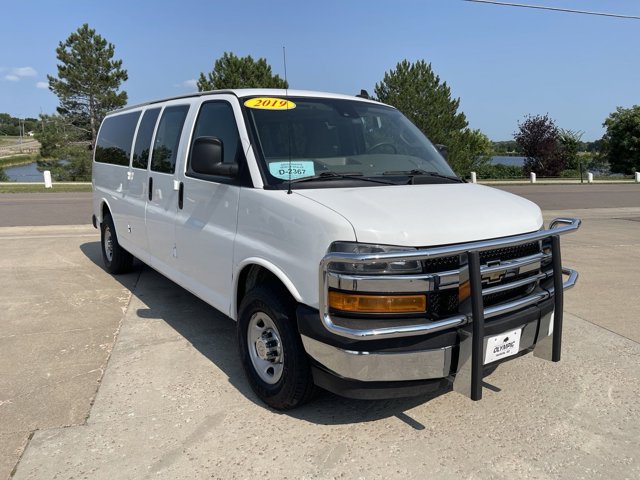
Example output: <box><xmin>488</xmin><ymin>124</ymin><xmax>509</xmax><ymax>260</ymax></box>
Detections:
<box><xmin>244</xmin><ymin>98</ymin><xmax>296</xmax><ymax>110</ymax></box>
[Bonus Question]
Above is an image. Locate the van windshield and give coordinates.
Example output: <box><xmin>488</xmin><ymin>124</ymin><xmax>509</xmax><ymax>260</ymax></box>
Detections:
<box><xmin>243</xmin><ymin>96</ymin><xmax>458</xmax><ymax>187</ymax></box>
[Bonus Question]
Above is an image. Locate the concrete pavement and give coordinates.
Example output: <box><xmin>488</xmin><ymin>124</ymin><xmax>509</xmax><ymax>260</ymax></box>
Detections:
<box><xmin>0</xmin><ymin>226</ymin><xmax>138</xmax><ymax>479</ymax></box>
<box><xmin>1</xmin><ymin>205</ymin><xmax>639</xmax><ymax>479</ymax></box>
<box><xmin>544</xmin><ymin>207</ymin><xmax>640</xmax><ymax>344</ymax></box>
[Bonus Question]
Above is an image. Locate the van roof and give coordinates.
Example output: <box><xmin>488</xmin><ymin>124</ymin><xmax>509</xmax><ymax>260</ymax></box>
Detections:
<box><xmin>110</xmin><ymin>89</ymin><xmax>383</xmax><ymax>114</ymax></box>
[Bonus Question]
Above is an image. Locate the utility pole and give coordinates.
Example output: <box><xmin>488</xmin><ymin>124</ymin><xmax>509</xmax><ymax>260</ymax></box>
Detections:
<box><xmin>579</xmin><ymin>162</ymin><xmax>584</xmax><ymax>184</ymax></box>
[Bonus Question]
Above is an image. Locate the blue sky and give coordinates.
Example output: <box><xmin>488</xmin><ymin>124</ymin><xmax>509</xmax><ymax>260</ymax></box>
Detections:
<box><xmin>1</xmin><ymin>0</ymin><xmax>638</xmax><ymax>140</ymax></box>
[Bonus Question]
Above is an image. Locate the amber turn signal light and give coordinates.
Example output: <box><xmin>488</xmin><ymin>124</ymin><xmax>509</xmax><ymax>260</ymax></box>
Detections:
<box><xmin>328</xmin><ymin>291</ymin><xmax>427</xmax><ymax>314</ymax></box>
<box><xmin>459</xmin><ymin>280</ymin><xmax>470</xmax><ymax>302</ymax></box>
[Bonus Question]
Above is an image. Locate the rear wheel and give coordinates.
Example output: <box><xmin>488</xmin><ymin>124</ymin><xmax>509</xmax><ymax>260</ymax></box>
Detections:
<box><xmin>100</xmin><ymin>213</ymin><xmax>133</xmax><ymax>274</ymax></box>
<box><xmin>238</xmin><ymin>285</ymin><xmax>315</xmax><ymax>410</ymax></box>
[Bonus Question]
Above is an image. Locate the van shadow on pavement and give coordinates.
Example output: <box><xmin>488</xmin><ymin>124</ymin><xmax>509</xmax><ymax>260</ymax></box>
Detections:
<box><xmin>80</xmin><ymin>241</ymin><xmax>451</xmax><ymax>427</ymax></box>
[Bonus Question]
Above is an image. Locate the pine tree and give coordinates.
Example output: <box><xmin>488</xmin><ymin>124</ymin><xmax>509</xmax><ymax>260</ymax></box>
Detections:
<box><xmin>48</xmin><ymin>24</ymin><xmax>128</xmax><ymax>147</ymax></box>
<box><xmin>375</xmin><ymin>60</ymin><xmax>490</xmax><ymax>175</ymax></box>
<box><xmin>375</xmin><ymin>60</ymin><xmax>467</xmax><ymax>143</ymax></box>
<box><xmin>197</xmin><ymin>52</ymin><xmax>288</xmax><ymax>91</ymax></box>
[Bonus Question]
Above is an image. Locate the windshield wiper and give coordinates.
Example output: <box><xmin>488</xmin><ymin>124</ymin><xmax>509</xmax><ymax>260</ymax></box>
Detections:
<box><xmin>383</xmin><ymin>169</ymin><xmax>464</xmax><ymax>183</ymax></box>
<box><xmin>289</xmin><ymin>171</ymin><xmax>396</xmax><ymax>185</ymax></box>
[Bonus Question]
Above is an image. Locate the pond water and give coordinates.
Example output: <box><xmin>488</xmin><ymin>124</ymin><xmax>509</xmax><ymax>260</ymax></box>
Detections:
<box><xmin>4</xmin><ymin>162</ymin><xmax>42</xmax><ymax>182</ymax></box>
<box><xmin>490</xmin><ymin>156</ymin><xmax>526</xmax><ymax>166</ymax></box>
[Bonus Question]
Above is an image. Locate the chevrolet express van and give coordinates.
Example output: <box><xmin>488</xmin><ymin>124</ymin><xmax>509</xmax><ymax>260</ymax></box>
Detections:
<box><xmin>92</xmin><ymin>89</ymin><xmax>580</xmax><ymax>409</ymax></box>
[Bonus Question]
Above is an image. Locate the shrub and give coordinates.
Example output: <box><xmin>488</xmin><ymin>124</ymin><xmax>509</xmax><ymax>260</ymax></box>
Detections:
<box><xmin>475</xmin><ymin>163</ymin><xmax>524</xmax><ymax>179</ymax></box>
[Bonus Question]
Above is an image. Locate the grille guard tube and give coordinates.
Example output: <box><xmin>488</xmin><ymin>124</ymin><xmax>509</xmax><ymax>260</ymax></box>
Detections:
<box><xmin>318</xmin><ymin>217</ymin><xmax>581</xmax><ymax>341</ymax></box>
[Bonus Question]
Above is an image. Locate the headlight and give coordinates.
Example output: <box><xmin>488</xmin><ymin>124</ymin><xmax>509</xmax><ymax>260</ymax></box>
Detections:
<box><xmin>328</xmin><ymin>242</ymin><xmax>422</xmax><ymax>274</ymax></box>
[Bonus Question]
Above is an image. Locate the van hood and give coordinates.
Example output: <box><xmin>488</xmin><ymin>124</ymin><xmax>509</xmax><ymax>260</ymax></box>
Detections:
<box><xmin>294</xmin><ymin>183</ymin><xmax>543</xmax><ymax>246</ymax></box>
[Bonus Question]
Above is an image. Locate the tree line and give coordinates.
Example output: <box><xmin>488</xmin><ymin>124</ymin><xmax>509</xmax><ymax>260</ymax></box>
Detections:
<box><xmin>29</xmin><ymin>24</ymin><xmax>640</xmax><ymax>181</ymax></box>
<box><xmin>492</xmin><ymin>139</ymin><xmax>603</xmax><ymax>155</ymax></box>
<box><xmin>0</xmin><ymin>114</ymin><xmax>39</xmax><ymax>137</ymax></box>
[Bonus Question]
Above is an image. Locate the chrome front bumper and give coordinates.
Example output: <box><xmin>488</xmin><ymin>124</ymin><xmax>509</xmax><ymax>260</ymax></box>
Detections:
<box><xmin>301</xmin><ymin>335</ymin><xmax>453</xmax><ymax>382</ymax></box>
<box><xmin>302</xmin><ymin>295</ymin><xmax>562</xmax><ymax>383</ymax></box>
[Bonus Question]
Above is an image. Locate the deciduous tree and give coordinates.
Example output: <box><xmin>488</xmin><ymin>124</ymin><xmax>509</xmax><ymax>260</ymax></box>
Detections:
<box><xmin>559</xmin><ymin>129</ymin><xmax>583</xmax><ymax>170</ymax></box>
<box><xmin>514</xmin><ymin>114</ymin><xmax>564</xmax><ymax>176</ymax></box>
<box><xmin>197</xmin><ymin>52</ymin><xmax>288</xmax><ymax>91</ymax></box>
<box><xmin>602</xmin><ymin>105</ymin><xmax>640</xmax><ymax>174</ymax></box>
<box><xmin>33</xmin><ymin>114</ymin><xmax>90</xmax><ymax>181</ymax></box>
<box><xmin>448</xmin><ymin>128</ymin><xmax>493</xmax><ymax>175</ymax></box>
<box><xmin>0</xmin><ymin>114</ymin><xmax>38</xmax><ymax>136</ymax></box>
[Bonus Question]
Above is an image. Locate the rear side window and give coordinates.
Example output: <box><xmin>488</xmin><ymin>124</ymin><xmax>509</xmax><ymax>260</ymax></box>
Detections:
<box><xmin>95</xmin><ymin>111</ymin><xmax>141</xmax><ymax>166</ymax></box>
<box><xmin>151</xmin><ymin>105</ymin><xmax>190</xmax><ymax>174</ymax></box>
<box><xmin>132</xmin><ymin>108</ymin><xmax>161</xmax><ymax>170</ymax></box>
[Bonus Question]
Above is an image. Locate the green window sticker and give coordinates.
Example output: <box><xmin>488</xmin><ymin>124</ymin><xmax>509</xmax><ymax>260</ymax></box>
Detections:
<box><xmin>268</xmin><ymin>161</ymin><xmax>315</xmax><ymax>180</ymax></box>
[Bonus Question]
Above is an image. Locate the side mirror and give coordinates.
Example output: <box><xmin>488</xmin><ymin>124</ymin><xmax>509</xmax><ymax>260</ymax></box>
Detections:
<box><xmin>190</xmin><ymin>136</ymin><xmax>238</xmax><ymax>177</ymax></box>
<box><xmin>435</xmin><ymin>144</ymin><xmax>448</xmax><ymax>160</ymax></box>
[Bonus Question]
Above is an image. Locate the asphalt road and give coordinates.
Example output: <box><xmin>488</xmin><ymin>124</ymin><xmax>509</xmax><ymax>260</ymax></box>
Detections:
<box><xmin>0</xmin><ymin>184</ymin><xmax>638</xmax><ymax>227</ymax></box>
<box><xmin>0</xmin><ymin>193</ymin><xmax>93</xmax><ymax>227</ymax></box>
<box><xmin>497</xmin><ymin>183</ymin><xmax>639</xmax><ymax>210</ymax></box>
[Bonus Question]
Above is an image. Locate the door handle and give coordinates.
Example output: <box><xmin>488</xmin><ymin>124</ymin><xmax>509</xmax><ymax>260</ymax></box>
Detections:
<box><xmin>178</xmin><ymin>182</ymin><xmax>184</xmax><ymax>209</ymax></box>
<box><xmin>148</xmin><ymin>177</ymin><xmax>153</xmax><ymax>201</ymax></box>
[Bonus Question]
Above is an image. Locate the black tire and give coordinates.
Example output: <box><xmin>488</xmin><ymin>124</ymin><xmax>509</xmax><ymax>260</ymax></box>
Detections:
<box><xmin>100</xmin><ymin>213</ymin><xmax>133</xmax><ymax>274</ymax></box>
<box><xmin>237</xmin><ymin>285</ymin><xmax>315</xmax><ymax>410</ymax></box>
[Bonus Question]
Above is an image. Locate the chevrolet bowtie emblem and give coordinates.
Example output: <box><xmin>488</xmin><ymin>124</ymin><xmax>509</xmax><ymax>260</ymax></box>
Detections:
<box><xmin>483</xmin><ymin>260</ymin><xmax>505</xmax><ymax>284</ymax></box>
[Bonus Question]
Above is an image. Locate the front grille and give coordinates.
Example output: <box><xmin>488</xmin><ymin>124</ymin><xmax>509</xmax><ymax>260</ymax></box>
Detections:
<box><xmin>483</xmin><ymin>285</ymin><xmax>530</xmax><ymax>307</ymax></box>
<box><xmin>423</xmin><ymin>255</ymin><xmax>460</xmax><ymax>274</ymax></box>
<box><xmin>480</xmin><ymin>242</ymin><xmax>541</xmax><ymax>264</ymax></box>
<box><xmin>422</xmin><ymin>241</ymin><xmax>541</xmax><ymax>274</ymax></box>
<box><xmin>426</xmin><ymin>241</ymin><xmax>542</xmax><ymax>318</ymax></box>
<box><xmin>429</xmin><ymin>290</ymin><xmax>458</xmax><ymax>318</ymax></box>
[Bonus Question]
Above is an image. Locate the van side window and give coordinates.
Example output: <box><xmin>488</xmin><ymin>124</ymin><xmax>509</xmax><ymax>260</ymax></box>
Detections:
<box><xmin>132</xmin><ymin>108</ymin><xmax>161</xmax><ymax>170</ymax></box>
<box><xmin>95</xmin><ymin>111</ymin><xmax>141</xmax><ymax>166</ymax></box>
<box><xmin>151</xmin><ymin>105</ymin><xmax>190</xmax><ymax>174</ymax></box>
<box><xmin>190</xmin><ymin>101</ymin><xmax>240</xmax><ymax>167</ymax></box>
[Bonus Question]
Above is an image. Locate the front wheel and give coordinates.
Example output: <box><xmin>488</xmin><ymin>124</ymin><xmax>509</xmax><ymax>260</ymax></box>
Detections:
<box><xmin>100</xmin><ymin>213</ymin><xmax>133</xmax><ymax>274</ymax></box>
<box><xmin>237</xmin><ymin>285</ymin><xmax>315</xmax><ymax>410</ymax></box>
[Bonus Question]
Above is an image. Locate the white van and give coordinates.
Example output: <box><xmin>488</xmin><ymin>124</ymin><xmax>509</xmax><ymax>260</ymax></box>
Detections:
<box><xmin>92</xmin><ymin>89</ymin><xmax>580</xmax><ymax>409</ymax></box>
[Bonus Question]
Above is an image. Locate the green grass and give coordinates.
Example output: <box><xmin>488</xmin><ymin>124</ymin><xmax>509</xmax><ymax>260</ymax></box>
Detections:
<box><xmin>0</xmin><ymin>135</ymin><xmax>23</xmax><ymax>147</ymax></box>
<box><xmin>0</xmin><ymin>183</ymin><xmax>92</xmax><ymax>193</ymax></box>
<box><xmin>0</xmin><ymin>153</ymin><xmax>40</xmax><ymax>168</ymax></box>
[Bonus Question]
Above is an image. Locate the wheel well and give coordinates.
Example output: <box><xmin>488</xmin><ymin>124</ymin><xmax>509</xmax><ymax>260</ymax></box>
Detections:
<box><xmin>101</xmin><ymin>202</ymin><xmax>111</xmax><ymax>223</ymax></box>
<box><xmin>236</xmin><ymin>265</ymin><xmax>292</xmax><ymax>315</ymax></box>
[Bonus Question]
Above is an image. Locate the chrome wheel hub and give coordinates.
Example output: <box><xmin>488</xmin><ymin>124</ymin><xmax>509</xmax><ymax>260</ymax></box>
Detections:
<box><xmin>247</xmin><ymin>312</ymin><xmax>283</xmax><ymax>384</ymax></box>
